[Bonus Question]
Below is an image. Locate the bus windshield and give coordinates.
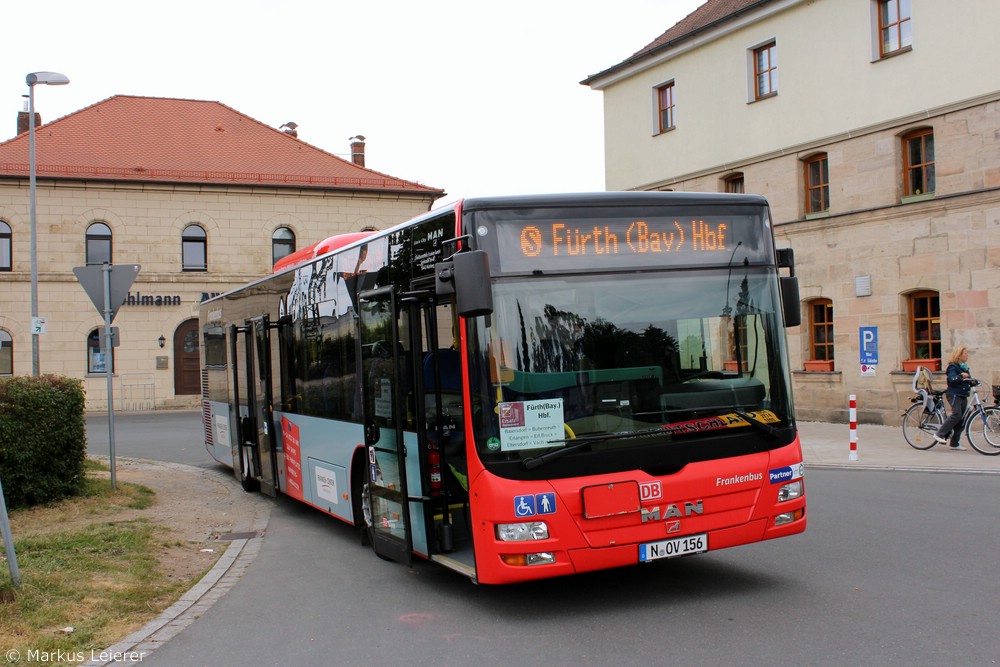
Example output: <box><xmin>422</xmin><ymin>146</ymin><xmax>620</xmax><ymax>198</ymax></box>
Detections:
<box><xmin>467</xmin><ymin>267</ymin><xmax>795</xmax><ymax>479</ymax></box>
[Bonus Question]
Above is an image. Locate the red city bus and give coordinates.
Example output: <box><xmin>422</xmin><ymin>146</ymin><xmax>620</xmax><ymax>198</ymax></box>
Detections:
<box><xmin>200</xmin><ymin>192</ymin><xmax>806</xmax><ymax>584</ymax></box>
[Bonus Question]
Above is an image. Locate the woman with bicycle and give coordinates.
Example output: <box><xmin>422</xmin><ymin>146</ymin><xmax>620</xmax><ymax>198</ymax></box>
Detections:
<box><xmin>934</xmin><ymin>346</ymin><xmax>974</xmax><ymax>450</ymax></box>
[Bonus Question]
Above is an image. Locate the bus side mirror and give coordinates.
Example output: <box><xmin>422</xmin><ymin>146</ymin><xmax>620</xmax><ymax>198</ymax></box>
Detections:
<box><xmin>780</xmin><ymin>276</ymin><xmax>801</xmax><ymax>328</ymax></box>
<box><xmin>436</xmin><ymin>250</ymin><xmax>493</xmax><ymax>318</ymax></box>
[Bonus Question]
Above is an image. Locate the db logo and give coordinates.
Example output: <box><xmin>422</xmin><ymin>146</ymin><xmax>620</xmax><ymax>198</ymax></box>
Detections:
<box><xmin>639</xmin><ymin>481</ymin><xmax>663</xmax><ymax>501</ymax></box>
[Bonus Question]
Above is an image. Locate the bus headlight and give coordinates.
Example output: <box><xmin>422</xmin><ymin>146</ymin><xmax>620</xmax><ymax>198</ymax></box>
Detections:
<box><xmin>777</xmin><ymin>480</ymin><xmax>802</xmax><ymax>502</ymax></box>
<box><xmin>495</xmin><ymin>521</ymin><xmax>549</xmax><ymax>541</ymax></box>
<box><xmin>500</xmin><ymin>552</ymin><xmax>556</xmax><ymax>566</ymax></box>
<box><xmin>775</xmin><ymin>508</ymin><xmax>805</xmax><ymax>526</ymax></box>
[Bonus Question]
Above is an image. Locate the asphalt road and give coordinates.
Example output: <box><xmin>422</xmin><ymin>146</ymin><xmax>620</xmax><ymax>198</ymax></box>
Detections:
<box><xmin>86</xmin><ymin>409</ymin><xmax>217</xmax><ymax>469</ymax></box>
<box><xmin>89</xmin><ymin>411</ymin><xmax>1000</xmax><ymax>665</ymax></box>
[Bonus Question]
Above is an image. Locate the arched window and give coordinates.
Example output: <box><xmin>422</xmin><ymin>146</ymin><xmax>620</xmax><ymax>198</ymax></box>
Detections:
<box><xmin>0</xmin><ymin>221</ymin><xmax>11</xmax><ymax>271</ymax></box>
<box><xmin>723</xmin><ymin>173</ymin><xmax>745</xmax><ymax>194</ymax></box>
<box><xmin>272</xmin><ymin>227</ymin><xmax>296</xmax><ymax>266</ymax></box>
<box><xmin>909</xmin><ymin>290</ymin><xmax>940</xmax><ymax>361</ymax></box>
<box><xmin>0</xmin><ymin>330</ymin><xmax>12</xmax><ymax>375</ymax></box>
<box><xmin>87</xmin><ymin>328</ymin><xmax>113</xmax><ymax>374</ymax></box>
<box><xmin>86</xmin><ymin>222</ymin><xmax>113</xmax><ymax>266</ymax></box>
<box><xmin>182</xmin><ymin>224</ymin><xmax>207</xmax><ymax>271</ymax></box>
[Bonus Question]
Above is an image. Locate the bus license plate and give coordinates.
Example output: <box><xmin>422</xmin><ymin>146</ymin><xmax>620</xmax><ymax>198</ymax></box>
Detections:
<box><xmin>639</xmin><ymin>534</ymin><xmax>707</xmax><ymax>562</ymax></box>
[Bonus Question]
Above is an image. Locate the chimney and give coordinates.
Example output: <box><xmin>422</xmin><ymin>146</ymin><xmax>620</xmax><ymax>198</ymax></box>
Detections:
<box><xmin>350</xmin><ymin>135</ymin><xmax>366</xmax><ymax>167</ymax></box>
<box><xmin>17</xmin><ymin>97</ymin><xmax>40</xmax><ymax>136</ymax></box>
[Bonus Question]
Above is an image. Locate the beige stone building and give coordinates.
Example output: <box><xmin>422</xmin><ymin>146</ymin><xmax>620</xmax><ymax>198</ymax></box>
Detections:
<box><xmin>0</xmin><ymin>95</ymin><xmax>443</xmax><ymax>410</ymax></box>
<box><xmin>583</xmin><ymin>0</ymin><xmax>1000</xmax><ymax>424</ymax></box>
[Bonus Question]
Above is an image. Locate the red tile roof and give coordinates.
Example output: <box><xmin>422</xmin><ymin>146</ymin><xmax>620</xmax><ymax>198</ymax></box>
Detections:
<box><xmin>0</xmin><ymin>95</ymin><xmax>443</xmax><ymax>194</ymax></box>
<box><xmin>582</xmin><ymin>0</ymin><xmax>771</xmax><ymax>85</ymax></box>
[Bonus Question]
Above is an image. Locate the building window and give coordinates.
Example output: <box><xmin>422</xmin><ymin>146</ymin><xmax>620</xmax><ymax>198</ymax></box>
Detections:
<box><xmin>87</xmin><ymin>329</ymin><xmax>113</xmax><ymax>374</ymax></box>
<box><xmin>808</xmin><ymin>299</ymin><xmax>834</xmax><ymax>365</ymax></box>
<box><xmin>909</xmin><ymin>290</ymin><xmax>940</xmax><ymax>361</ymax></box>
<box><xmin>804</xmin><ymin>153</ymin><xmax>830</xmax><ymax>214</ymax></box>
<box><xmin>656</xmin><ymin>81</ymin><xmax>675</xmax><ymax>133</ymax></box>
<box><xmin>182</xmin><ymin>224</ymin><xmax>207</xmax><ymax>271</ymax></box>
<box><xmin>724</xmin><ymin>173</ymin><xmax>745</xmax><ymax>193</ymax></box>
<box><xmin>878</xmin><ymin>0</ymin><xmax>911</xmax><ymax>57</ymax></box>
<box><xmin>753</xmin><ymin>41</ymin><xmax>778</xmax><ymax>100</ymax></box>
<box><xmin>0</xmin><ymin>221</ymin><xmax>10</xmax><ymax>271</ymax></box>
<box><xmin>86</xmin><ymin>222</ymin><xmax>113</xmax><ymax>266</ymax></box>
<box><xmin>272</xmin><ymin>227</ymin><xmax>296</xmax><ymax>266</ymax></box>
<box><xmin>903</xmin><ymin>129</ymin><xmax>934</xmax><ymax>196</ymax></box>
<box><xmin>0</xmin><ymin>330</ymin><xmax>12</xmax><ymax>375</ymax></box>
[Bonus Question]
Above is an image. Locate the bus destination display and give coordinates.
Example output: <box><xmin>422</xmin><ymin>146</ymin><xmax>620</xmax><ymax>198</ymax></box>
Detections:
<box><xmin>490</xmin><ymin>213</ymin><xmax>768</xmax><ymax>273</ymax></box>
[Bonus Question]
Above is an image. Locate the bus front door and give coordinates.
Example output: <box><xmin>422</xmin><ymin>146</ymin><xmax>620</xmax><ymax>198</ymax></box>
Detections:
<box><xmin>233</xmin><ymin>316</ymin><xmax>278</xmax><ymax>497</ymax></box>
<box><xmin>358</xmin><ymin>287</ymin><xmax>413</xmax><ymax>565</ymax></box>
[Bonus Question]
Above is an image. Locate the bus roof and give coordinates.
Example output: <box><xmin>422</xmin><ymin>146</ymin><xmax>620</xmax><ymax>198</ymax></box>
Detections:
<box><xmin>206</xmin><ymin>192</ymin><xmax>771</xmax><ymax>306</ymax></box>
<box><xmin>272</xmin><ymin>231</ymin><xmax>376</xmax><ymax>273</ymax></box>
<box><xmin>459</xmin><ymin>191</ymin><xmax>768</xmax><ymax>212</ymax></box>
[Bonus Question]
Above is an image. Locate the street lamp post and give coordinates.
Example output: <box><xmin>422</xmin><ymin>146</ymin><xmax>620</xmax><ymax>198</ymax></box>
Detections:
<box><xmin>27</xmin><ymin>71</ymin><xmax>70</xmax><ymax>376</ymax></box>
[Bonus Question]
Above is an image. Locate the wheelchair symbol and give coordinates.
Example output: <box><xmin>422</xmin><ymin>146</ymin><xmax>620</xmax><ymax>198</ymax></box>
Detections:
<box><xmin>514</xmin><ymin>495</ymin><xmax>536</xmax><ymax>517</ymax></box>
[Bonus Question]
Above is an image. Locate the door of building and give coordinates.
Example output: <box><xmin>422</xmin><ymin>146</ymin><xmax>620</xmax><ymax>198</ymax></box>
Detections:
<box><xmin>174</xmin><ymin>319</ymin><xmax>201</xmax><ymax>395</ymax></box>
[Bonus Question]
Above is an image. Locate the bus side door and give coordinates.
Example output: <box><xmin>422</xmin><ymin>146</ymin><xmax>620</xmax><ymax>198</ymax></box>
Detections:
<box><xmin>358</xmin><ymin>287</ymin><xmax>413</xmax><ymax>565</ymax></box>
<box><xmin>232</xmin><ymin>316</ymin><xmax>279</xmax><ymax>497</ymax></box>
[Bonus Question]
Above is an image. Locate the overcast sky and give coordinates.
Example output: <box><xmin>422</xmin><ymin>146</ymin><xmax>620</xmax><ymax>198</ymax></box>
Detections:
<box><xmin>5</xmin><ymin>1</ymin><xmax>703</xmax><ymax>204</ymax></box>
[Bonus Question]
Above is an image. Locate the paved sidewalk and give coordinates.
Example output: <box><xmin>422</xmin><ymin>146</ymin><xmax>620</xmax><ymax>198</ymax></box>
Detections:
<box><xmin>798</xmin><ymin>420</ymin><xmax>1000</xmax><ymax>474</ymax></box>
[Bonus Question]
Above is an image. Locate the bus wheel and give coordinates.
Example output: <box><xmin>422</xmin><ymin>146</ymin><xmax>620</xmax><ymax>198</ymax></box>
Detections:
<box><xmin>240</xmin><ymin>445</ymin><xmax>260</xmax><ymax>493</ymax></box>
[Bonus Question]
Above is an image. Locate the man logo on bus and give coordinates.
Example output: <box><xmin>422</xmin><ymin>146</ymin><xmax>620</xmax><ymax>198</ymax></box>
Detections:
<box><xmin>641</xmin><ymin>500</ymin><xmax>704</xmax><ymax>522</ymax></box>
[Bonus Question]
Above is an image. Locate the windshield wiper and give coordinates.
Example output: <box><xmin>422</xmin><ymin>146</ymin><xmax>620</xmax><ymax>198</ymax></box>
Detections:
<box><xmin>522</xmin><ymin>428</ymin><xmax>665</xmax><ymax>470</ymax></box>
<box><xmin>733</xmin><ymin>411</ymin><xmax>779</xmax><ymax>438</ymax></box>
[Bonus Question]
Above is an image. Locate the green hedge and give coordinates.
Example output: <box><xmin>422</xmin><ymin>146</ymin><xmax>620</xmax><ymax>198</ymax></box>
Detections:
<box><xmin>0</xmin><ymin>375</ymin><xmax>87</xmax><ymax>509</ymax></box>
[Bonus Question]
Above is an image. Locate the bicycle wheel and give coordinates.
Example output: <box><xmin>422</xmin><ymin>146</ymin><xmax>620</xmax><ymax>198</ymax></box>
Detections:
<box><xmin>902</xmin><ymin>403</ymin><xmax>945</xmax><ymax>450</ymax></box>
<box><xmin>965</xmin><ymin>406</ymin><xmax>1000</xmax><ymax>455</ymax></box>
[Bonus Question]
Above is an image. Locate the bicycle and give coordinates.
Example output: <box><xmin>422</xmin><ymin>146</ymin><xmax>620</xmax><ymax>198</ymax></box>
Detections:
<box><xmin>966</xmin><ymin>383</ymin><xmax>1000</xmax><ymax>455</ymax></box>
<box><xmin>902</xmin><ymin>376</ymin><xmax>1000</xmax><ymax>454</ymax></box>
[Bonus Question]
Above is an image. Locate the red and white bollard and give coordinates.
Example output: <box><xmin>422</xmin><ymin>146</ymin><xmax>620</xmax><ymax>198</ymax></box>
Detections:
<box><xmin>849</xmin><ymin>394</ymin><xmax>859</xmax><ymax>461</ymax></box>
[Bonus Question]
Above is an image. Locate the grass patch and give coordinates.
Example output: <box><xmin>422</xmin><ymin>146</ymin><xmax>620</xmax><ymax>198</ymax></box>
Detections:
<box><xmin>0</xmin><ymin>468</ymin><xmax>212</xmax><ymax>663</ymax></box>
